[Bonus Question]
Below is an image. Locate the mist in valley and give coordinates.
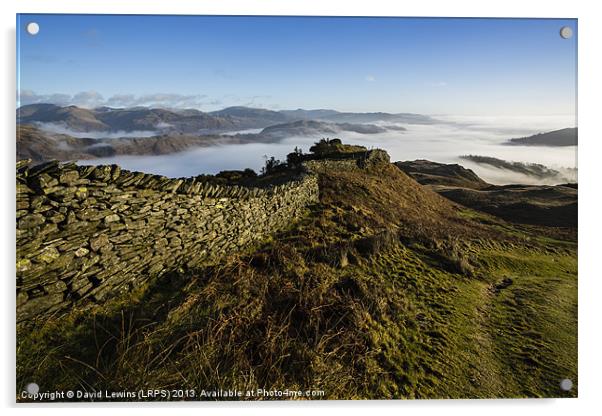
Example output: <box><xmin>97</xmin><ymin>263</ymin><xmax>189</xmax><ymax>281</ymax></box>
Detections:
<box><xmin>78</xmin><ymin>115</ymin><xmax>577</xmax><ymax>185</ymax></box>
<box><xmin>34</xmin><ymin>122</ymin><xmax>161</xmax><ymax>139</ymax></box>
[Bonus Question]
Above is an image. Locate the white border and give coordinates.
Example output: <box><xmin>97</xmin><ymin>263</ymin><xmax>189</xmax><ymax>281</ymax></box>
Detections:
<box><xmin>2</xmin><ymin>1</ymin><xmax>600</xmax><ymax>415</ymax></box>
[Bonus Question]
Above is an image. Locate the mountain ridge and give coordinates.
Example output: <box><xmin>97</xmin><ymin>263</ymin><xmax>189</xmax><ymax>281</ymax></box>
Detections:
<box><xmin>17</xmin><ymin>103</ymin><xmax>439</xmax><ymax>134</ymax></box>
<box><xmin>507</xmin><ymin>127</ymin><xmax>577</xmax><ymax>147</ymax></box>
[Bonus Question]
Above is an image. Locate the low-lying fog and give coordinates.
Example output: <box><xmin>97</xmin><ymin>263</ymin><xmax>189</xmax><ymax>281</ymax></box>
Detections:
<box><xmin>37</xmin><ymin>122</ymin><xmax>158</xmax><ymax>139</ymax></box>
<box><xmin>78</xmin><ymin>115</ymin><xmax>577</xmax><ymax>185</ymax></box>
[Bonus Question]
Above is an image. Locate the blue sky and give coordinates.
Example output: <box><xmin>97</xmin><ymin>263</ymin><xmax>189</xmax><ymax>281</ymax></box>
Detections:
<box><xmin>17</xmin><ymin>14</ymin><xmax>577</xmax><ymax>115</ymax></box>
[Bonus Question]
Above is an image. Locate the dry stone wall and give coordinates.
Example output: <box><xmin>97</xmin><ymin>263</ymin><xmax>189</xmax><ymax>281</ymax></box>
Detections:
<box><xmin>16</xmin><ymin>160</ymin><xmax>319</xmax><ymax>322</ymax></box>
<box><xmin>302</xmin><ymin>149</ymin><xmax>390</xmax><ymax>171</ymax></box>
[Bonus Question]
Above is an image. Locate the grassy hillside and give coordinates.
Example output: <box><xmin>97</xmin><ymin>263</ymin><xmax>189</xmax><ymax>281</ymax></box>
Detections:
<box><xmin>17</xmin><ymin>153</ymin><xmax>577</xmax><ymax>400</ymax></box>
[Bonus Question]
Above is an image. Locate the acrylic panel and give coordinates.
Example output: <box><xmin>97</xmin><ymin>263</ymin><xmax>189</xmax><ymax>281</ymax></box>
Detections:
<box><xmin>16</xmin><ymin>14</ymin><xmax>577</xmax><ymax>402</ymax></box>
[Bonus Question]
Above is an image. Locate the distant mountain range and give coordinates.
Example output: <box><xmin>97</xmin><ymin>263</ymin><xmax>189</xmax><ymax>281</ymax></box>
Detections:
<box><xmin>507</xmin><ymin>127</ymin><xmax>577</xmax><ymax>147</ymax></box>
<box><xmin>17</xmin><ymin>124</ymin><xmax>278</xmax><ymax>163</ymax></box>
<box><xmin>279</xmin><ymin>109</ymin><xmax>435</xmax><ymax>124</ymax></box>
<box><xmin>17</xmin><ymin>104</ymin><xmax>239</xmax><ymax>133</ymax></box>
<box><xmin>257</xmin><ymin>120</ymin><xmax>401</xmax><ymax>139</ymax></box>
<box><xmin>17</xmin><ymin>103</ymin><xmax>438</xmax><ymax>134</ymax></box>
<box><xmin>17</xmin><ymin>118</ymin><xmax>406</xmax><ymax>163</ymax></box>
<box><xmin>208</xmin><ymin>106</ymin><xmax>289</xmax><ymax>129</ymax></box>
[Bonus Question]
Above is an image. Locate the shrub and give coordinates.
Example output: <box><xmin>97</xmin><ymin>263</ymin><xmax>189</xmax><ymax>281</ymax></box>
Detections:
<box><xmin>260</xmin><ymin>156</ymin><xmax>286</xmax><ymax>175</ymax></box>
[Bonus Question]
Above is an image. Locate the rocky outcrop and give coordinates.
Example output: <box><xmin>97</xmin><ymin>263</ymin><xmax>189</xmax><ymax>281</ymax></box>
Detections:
<box><xmin>302</xmin><ymin>148</ymin><xmax>390</xmax><ymax>171</ymax></box>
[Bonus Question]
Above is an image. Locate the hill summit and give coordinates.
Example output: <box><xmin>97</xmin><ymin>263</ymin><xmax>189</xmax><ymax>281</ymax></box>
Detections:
<box><xmin>17</xmin><ymin>139</ymin><xmax>577</xmax><ymax>400</ymax></box>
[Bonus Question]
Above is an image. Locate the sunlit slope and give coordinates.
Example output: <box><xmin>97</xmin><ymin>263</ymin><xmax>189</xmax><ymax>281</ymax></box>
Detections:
<box><xmin>17</xmin><ymin>156</ymin><xmax>577</xmax><ymax>400</ymax></box>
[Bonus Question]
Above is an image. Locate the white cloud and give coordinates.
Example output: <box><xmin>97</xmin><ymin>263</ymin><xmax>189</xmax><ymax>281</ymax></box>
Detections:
<box><xmin>18</xmin><ymin>90</ymin><xmax>211</xmax><ymax>109</ymax></box>
<box><xmin>155</xmin><ymin>122</ymin><xmax>173</xmax><ymax>129</ymax></box>
<box><xmin>17</xmin><ymin>90</ymin><xmax>277</xmax><ymax>111</ymax></box>
<box><xmin>34</xmin><ymin>122</ymin><xmax>157</xmax><ymax>139</ymax></box>
<box><xmin>365</xmin><ymin>75</ymin><xmax>376</xmax><ymax>82</ymax></box>
<box><xmin>428</xmin><ymin>81</ymin><xmax>447</xmax><ymax>87</ymax></box>
<box><xmin>72</xmin><ymin>91</ymin><xmax>105</xmax><ymax>107</ymax></box>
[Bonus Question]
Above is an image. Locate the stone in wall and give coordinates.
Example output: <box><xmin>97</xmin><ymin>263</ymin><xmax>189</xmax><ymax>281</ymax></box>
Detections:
<box><xmin>16</xmin><ymin>160</ymin><xmax>319</xmax><ymax>322</ymax></box>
